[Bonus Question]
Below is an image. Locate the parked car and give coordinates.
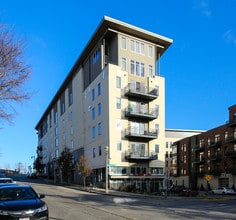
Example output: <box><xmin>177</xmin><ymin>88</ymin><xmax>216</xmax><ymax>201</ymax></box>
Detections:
<box><xmin>212</xmin><ymin>187</ymin><xmax>236</xmax><ymax>195</ymax></box>
<box><xmin>0</xmin><ymin>185</ymin><xmax>48</xmax><ymax>219</ymax></box>
<box><xmin>0</xmin><ymin>177</ymin><xmax>16</xmax><ymax>184</ymax></box>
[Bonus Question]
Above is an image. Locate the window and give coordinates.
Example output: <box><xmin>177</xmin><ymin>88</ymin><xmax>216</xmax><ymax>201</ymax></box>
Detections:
<box><xmin>116</xmin><ymin>76</ymin><xmax>121</xmax><ymax>88</ymax></box>
<box><xmin>148</xmin><ymin>46</ymin><xmax>153</xmax><ymax>57</ymax></box>
<box><xmin>92</xmin><ymin>89</ymin><xmax>95</xmax><ymax>101</ymax></box>
<box><xmin>92</xmin><ymin>107</ymin><xmax>95</xmax><ymax>120</ymax></box>
<box><xmin>136</xmin><ymin>41</ymin><xmax>140</xmax><ymax>53</ymax></box>
<box><xmin>121</xmin><ymin>37</ymin><xmax>126</xmax><ymax>49</ymax></box>
<box><xmin>225</xmin><ymin>131</ymin><xmax>228</xmax><ymax>141</ymax></box>
<box><xmin>71</xmin><ymin>140</ymin><xmax>74</xmax><ymax>149</ymax></box>
<box><xmin>55</xmin><ymin>127</ymin><xmax>58</xmax><ymax>136</ymax></box>
<box><xmin>116</xmin><ymin>97</ymin><xmax>121</xmax><ymax>109</ymax></box>
<box><xmin>55</xmin><ymin>111</ymin><xmax>58</xmax><ymax>124</ymax></box>
<box><xmin>55</xmin><ymin>138</ymin><xmax>59</xmax><ymax>147</ymax></box>
<box><xmin>121</xmin><ymin>57</ymin><xmax>126</xmax><ymax>71</ymax></box>
<box><xmin>140</xmin><ymin>63</ymin><xmax>145</xmax><ymax>77</ymax></box>
<box><xmin>135</xmin><ymin>61</ymin><xmax>140</xmax><ymax>76</ymax></box>
<box><xmin>97</xmin><ymin>83</ymin><xmax>101</xmax><ymax>96</ymax></box>
<box><xmin>93</xmin><ymin>48</ymin><xmax>101</xmax><ymax>64</ymax></box>
<box><xmin>166</xmin><ymin>142</ymin><xmax>169</xmax><ymax>148</ymax></box>
<box><xmin>99</xmin><ymin>146</ymin><xmax>102</xmax><ymax>156</ymax></box>
<box><xmin>148</xmin><ymin>65</ymin><xmax>153</xmax><ymax>77</ymax></box>
<box><xmin>98</xmin><ymin>103</ymin><xmax>101</xmax><ymax>116</ymax></box>
<box><xmin>155</xmin><ymin>144</ymin><xmax>159</xmax><ymax>153</ymax></box>
<box><xmin>93</xmin><ymin>147</ymin><xmax>96</xmax><ymax>158</ymax></box>
<box><xmin>70</xmin><ymin>126</ymin><xmax>73</xmax><ymax>135</ymax></box>
<box><xmin>70</xmin><ymin>111</ymin><xmax>73</xmax><ymax>121</ymax></box>
<box><xmin>117</xmin><ymin>141</ymin><xmax>122</xmax><ymax>151</ymax></box>
<box><xmin>68</xmin><ymin>82</ymin><xmax>73</xmax><ymax>106</ymax></box>
<box><xmin>130</xmin><ymin>40</ymin><xmax>135</xmax><ymax>51</ymax></box>
<box><xmin>140</xmin><ymin>43</ymin><xmax>145</xmax><ymax>54</ymax></box>
<box><xmin>92</xmin><ymin>126</ymin><xmax>96</xmax><ymax>138</ymax></box>
<box><xmin>60</xmin><ymin>93</ymin><xmax>65</xmax><ymax>115</ymax></box>
<box><xmin>130</xmin><ymin>60</ymin><xmax>135</xmax><ymax>75</ymax></box>
<box><xmin>98</xmin><ymin>122</ymin><xmax>102</xmax><ymax>135</ymax></box>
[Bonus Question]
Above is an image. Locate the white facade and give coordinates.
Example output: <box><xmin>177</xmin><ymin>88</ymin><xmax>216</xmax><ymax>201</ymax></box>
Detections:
<box><xmin>35</xmin><ymin>16</ymin><xmax>173</xmax><ymax>192</ymax></box>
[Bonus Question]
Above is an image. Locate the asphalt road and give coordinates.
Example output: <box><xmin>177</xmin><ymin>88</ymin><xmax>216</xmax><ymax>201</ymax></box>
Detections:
<box><xmin>13</xmin><ymin>176</ymin><xmax>236</xmax><ymax>220</ymax></box>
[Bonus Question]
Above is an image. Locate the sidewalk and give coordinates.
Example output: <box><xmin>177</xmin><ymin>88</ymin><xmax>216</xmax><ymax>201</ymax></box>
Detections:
<box><xmin>42</xmin><ymin>178</ymin><xmax>236</xmax><ymax>200</ymax></box>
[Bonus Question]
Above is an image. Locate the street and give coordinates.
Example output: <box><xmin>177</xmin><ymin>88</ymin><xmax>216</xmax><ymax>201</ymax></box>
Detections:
<box><xmin>17</xmin><ymin>178</ymin><xmax>236</xmax><ymax>220</ymax></box>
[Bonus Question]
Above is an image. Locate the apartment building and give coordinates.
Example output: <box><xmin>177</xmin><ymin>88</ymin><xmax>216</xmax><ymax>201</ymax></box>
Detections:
<box><xmin>35</xmin><ymin>16</ymin><xmax>173</xmax><ymax>192</ymax></box>
<box><xmin>164</xmin><ymin>129</ymin><xmax>204</xmax><ymax>188</ymax></box>
<box><xmin>171</xmin><ymin>105</ymin><xmax>236</xmax><ymax>190</ymax></box>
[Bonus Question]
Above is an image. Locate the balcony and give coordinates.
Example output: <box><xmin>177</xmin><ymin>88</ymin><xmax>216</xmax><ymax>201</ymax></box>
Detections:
<box><xmin>125</xmin><ymin>106</ymin><xmax>158</xmax><ymax>120</ymax></box>
<box><xmin>209</xmin><ymin>169</ymin><xmax>221</xmax><ymax>176</ymax></box>
<box><xmin>209</xmin><ymin>141</ymin><xmax>221</xmax><ymax>148</ymax></box>
<box><xmin>197</xmin><ymin>171</ymin><xmax>205</xmax><ymax>177</ymax></box>
<box><xmin>193</xmin><ymin>157</ymin><xmax>205</xmax><ymax>164</ymax></box>
<box><xmin>124</xmin><ymin>83</ymin><xmax>159</xmax><ymax>101</ymax></box>
<box><xmin>225</xmin><ymin>150</ymin><xmax>236</xmax><ymax>158</ymax></box>
<box><xmin>125</xmin><ymin>127</ymin><xmax>158</xmax><ymax>141</ymax></box>
<box><xmin>193</xmin><ymin>145</ymin><xmax>205</xmax><ymax>151</ymax></box>
<box><xmin>125</xmin><ymin>150</ymin><xmax>157</xmax><ymax>162</ymax></box>
<box><xmin>227</xmin><ymin>120</ymin><xmax>236</xmax><ymax>127</ymax></box>
<box><xmin>226</xmin><ymin>136</ymin><xmax>236</xmax><ymax>143</ymax></box>
<box><xmin>210</xmin><ymin>154</ymin><xmax>222</xmax><ymax>161</ymax></box>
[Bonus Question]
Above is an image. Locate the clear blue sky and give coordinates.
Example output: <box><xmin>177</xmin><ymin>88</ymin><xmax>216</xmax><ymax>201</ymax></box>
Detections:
<box><xmin>0</xmin><ymin>0</ymin><xmax>235</xmax><ymax>170</ymax></box>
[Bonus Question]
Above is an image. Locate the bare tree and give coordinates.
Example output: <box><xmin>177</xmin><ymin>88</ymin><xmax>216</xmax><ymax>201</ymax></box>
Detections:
<box><xmin>77</xmin><ymin>155</ymin><xmax>93</xmax><ymax>187</ymax></box>
<box><xmin>0</xmin><ymin>23</ymin><xmax>31</xmax><ymax>124</ymax></box>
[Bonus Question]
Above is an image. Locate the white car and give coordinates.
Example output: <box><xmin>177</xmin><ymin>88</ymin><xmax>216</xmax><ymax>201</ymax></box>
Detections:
<box><xmin>212</xmin><ymin>187</ymin><xmax>235</xmax><ymax>195</ymax></box>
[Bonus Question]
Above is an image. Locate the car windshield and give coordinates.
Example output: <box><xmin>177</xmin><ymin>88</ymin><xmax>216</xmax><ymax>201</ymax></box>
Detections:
<box><xmin>0</xmin><ymin>187</ymin><xmax>38</xmax><ymax>201</ymax></box>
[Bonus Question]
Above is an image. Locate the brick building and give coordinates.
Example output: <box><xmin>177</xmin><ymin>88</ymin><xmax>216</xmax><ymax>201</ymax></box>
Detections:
<box><xmin>171</xmin><ymin>105</ymin><xmax>236</xmax><ymax>190</ymax></box>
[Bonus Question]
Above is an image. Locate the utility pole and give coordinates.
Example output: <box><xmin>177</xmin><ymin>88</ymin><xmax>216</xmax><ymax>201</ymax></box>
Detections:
<box><xmin>105</xmin><ymin>146</ymin><xmax>109</xmax><ymax>194</ymax></box>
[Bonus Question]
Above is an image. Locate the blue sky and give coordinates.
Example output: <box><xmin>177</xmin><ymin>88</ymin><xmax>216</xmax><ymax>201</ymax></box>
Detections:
<box><xmin>0</xmin><ymin>0</ymin><xmax>235</xmax><ymax>170</ymax></box>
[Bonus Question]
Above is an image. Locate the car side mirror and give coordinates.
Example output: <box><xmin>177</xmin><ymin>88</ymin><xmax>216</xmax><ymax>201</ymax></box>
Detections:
<box><xmin>39</xmin><ymin>194</ymin><xmax>45</xmax><ymax>199</ymax></box>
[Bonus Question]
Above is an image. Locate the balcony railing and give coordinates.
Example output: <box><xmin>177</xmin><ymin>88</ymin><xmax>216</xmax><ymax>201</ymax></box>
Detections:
<box><xmin>210</xmin><ymin>154</ymin><xmax>221</xmax><ymax>161</ymax></box>
<box><xmin>193</xmin><ymin>145</ymin><xmax>205</xmax><ymax>151</ymax></box>
<box><xmin>125</xmin><ymin>150</ymin><xmax>157</xmax><ymax>161</ymax></box>
<box><xmin>227</xmin><ymin>120</ymin><xmax>236</xmax><ymax>127</ymax></box>
<box><xmin>209</xmin><ymin>141</ymin><xmax>221</xmax><ymax>148</ymax></box>
<box><xmin>209</xmin><ymin>169</ymin><xmax>221</xmax><ymax>176</ymax></box>
<box><xmin>125</xmin><ymin>127</ymin><xmax>158</xmax><ymax>140</ymax></box>
<box><xmin>124</xmin><ymin>83</ymin><xmax>159</xmax><ymax>101</ymax></box>
<box><xmin>125</xmin><ymin>106</ymin><xmax>158</xmax><ymax>120</ymax></box>
<box><xmin>225</xmin><ymin>150</ymin><xmax>236</xmax><ymax>158</ymax></box>
<box><xmin>193</xmin><ymin>157</ymin><xmax>205</xmax><ymax>164</ymax></box>
<box><xmin>226</xmin><ymin>136</ymin><xmax>236</xmax><ymax>143</ymax></box>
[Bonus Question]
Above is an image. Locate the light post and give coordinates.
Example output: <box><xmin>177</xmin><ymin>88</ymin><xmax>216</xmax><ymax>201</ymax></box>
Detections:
<box><xmin>104</xmin><ymin>146</ymin><xmax>109</xmax><ymax>194</ymax></box>
<box><xmin>31</xmin><ymin>156</ymin><xmax>35</xmax><ymax>173</ymax></box>
<box><xmin>53</xmin><ymin>158</ymin><xmax>56</xmax><ymax>184</ymax></box>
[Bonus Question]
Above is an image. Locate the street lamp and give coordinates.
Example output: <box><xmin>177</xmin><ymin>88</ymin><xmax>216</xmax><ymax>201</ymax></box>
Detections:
<box><xmin>104</xmin><ymin>146</ymin><xmax>109</xmax><ymax>194</ymax></box>
<box><xmin>53</xmin><ymin>158</ymin><xmax>56</xmax><ymax>184</ymax></box>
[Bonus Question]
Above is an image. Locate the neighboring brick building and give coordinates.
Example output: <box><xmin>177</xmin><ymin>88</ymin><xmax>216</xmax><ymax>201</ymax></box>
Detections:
<box><xmin>171</xmin><ymin>105</ymin><xmax>236</xmax><ymax>190</ymax></box>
